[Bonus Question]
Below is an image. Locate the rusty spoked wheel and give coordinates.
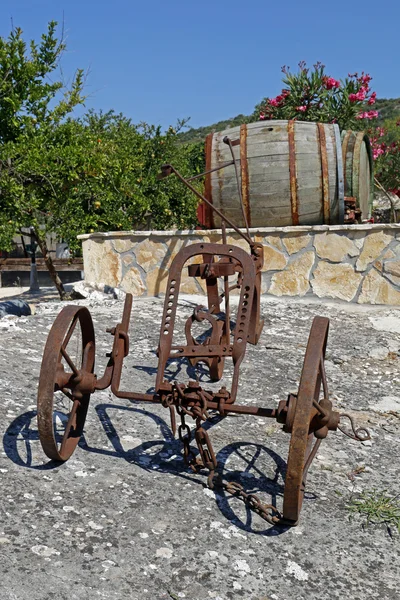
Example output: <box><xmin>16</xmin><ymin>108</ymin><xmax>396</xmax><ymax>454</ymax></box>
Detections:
<box><xmin>282</xmin><ymin>316</ymin><xmax>329</xmax><ymax>525</ymax></box>
<box><xmin>37</xmin><ymin>305</ymin><xmax>95</xmax><ymax>462</ymax></box>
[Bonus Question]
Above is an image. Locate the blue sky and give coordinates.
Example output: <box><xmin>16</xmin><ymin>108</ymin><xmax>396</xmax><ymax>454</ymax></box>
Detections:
<box><xmin>0</xmin><ymin>1</ymin><xmax>397</xmax><ymax>130</ymax></box>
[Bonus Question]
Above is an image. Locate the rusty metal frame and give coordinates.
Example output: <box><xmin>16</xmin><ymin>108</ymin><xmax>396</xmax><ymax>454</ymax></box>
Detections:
<box><xmin>37</xmin><ymin>138</ymin><xmax>370</xmax><ymax>528</ymax></box>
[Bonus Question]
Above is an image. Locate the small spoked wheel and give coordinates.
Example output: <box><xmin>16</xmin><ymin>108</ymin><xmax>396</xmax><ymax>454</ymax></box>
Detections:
<box><xmin>37</xmin><ymin>305</ymin><xmax>95</xmax><ymax>462</ymax></box>
<box><xmin>282</xmin><ymin>316</ymin><xmax>329</xmax><ymax>524</ymax></box>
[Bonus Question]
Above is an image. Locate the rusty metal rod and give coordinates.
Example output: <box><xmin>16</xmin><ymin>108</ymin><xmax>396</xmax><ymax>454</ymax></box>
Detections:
<box><xmin>108</xmin><ymin>387</ymin><xmax>278</xmax><ymax>419</ymax></box>
<box><xmin>221</xmin><ymin>220</ymin><xmax>231</xmax><ymax>347</ymax></box>
<box><xmin>207</xmin><ymin>402</ymin><xmax>277</xmax><ymax>418</ymax></box>
<box><xmin>186</xmin><ymin>160</ymin><xmax>235</xmax><ymax>182</ymax></box>
<box><xmin>224</xmin><ymin>136</ymin><xmax>252</xmax><ymax>241</ymax></box>
<box><xmin>112</xmin><ymin>390</ymin><xmax>160</xmax><ymax>402</ymax></box>
<box><xmin>161</xmin><ymin>164</ymin><xmax>253</xmax><ymax>246</ymax></box>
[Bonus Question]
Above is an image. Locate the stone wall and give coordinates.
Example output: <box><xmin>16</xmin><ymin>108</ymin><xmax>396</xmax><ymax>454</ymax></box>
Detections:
<box><xmin>78</xmin><ymin>224</ymin><xmax>400</xmax><ymax>305</ymax></box>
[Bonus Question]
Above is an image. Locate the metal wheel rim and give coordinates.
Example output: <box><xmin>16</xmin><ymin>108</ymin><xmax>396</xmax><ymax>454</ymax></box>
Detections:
<box><xmin>37</xmin><ymin>305</ymin><xmax>95</xmax><ymax>461</ymax></box>
<box><xmin>282</xmin><ymin>316</ymin><xmax>329</xmax><ymax>523</ymax></box>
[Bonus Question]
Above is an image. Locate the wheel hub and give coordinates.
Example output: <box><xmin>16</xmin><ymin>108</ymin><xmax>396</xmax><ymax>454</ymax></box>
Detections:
<box><xmin>277</xmin><ymin>393</ymin><xmax>340</xmax><ymax>439</ymax></box>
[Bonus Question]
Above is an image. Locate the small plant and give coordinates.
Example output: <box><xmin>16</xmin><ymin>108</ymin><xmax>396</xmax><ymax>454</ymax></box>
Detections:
<box><xmin>347</xmin><ymin>489</ymin><xmax>400</xmax><ymax>536</ymax></box>
<box><xmin>255</xmin><ymin>61</ymin><xmax>378</xmax><ymax>131</ymax></box>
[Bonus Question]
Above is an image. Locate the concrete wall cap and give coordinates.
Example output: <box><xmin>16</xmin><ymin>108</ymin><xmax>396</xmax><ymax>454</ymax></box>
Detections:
<box><xmin>77</xmin><ymin>223</ymin><xmax>400</xmax><ymax>241</ymax></box>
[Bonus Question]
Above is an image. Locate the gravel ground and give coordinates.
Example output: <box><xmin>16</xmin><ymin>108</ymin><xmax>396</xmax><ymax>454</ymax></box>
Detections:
<box><xmin>0</xmin><ymin>294</ymin><xmax>399</xmax><ymax>600</ymax></box>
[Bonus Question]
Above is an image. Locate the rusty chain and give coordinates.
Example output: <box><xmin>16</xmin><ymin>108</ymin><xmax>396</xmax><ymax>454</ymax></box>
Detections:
<box><xmin>176</xmin><ymin>412</ymin><xmax>283</xmax><ymax>526</ymax></box>
<box><xmin>177</xmin><ymin>408</ymin><xmax>197</xmax><ymax>465</ymax></box>
<box><xmin>211</xmin><ymin>476</ymin><xmax>283</xmax><ymax>526</ymax></box>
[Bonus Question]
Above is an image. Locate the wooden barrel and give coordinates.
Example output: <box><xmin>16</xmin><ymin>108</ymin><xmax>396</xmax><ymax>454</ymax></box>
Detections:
<box><xmin>204</xmin><ymin>120</ymin><xmax>345</xmax><ymax>228</ymax></box>
<box><xmin>341</xmin><ymin>130</ymin><xmax>373</xmax><ymax>220</ymax></box>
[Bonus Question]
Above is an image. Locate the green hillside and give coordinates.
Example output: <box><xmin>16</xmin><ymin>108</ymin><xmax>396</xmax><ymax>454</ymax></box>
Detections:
<box><xmin>177</xmin><ymin>97</ymin><xmax>400</xmax><ymax>145</ymax></box>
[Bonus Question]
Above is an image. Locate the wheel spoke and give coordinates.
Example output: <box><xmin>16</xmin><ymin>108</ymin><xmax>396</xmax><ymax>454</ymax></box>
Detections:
<box><xmin>60</xmin><ymin>399</ymin><xmax>80</xmax><ymax>455</ymax></box>
<box><xmin>60</xmin><ymin>346</ymin><xmax>80</xmax><ymax>377</ymax></box>
<box><xmin>320</xmin><ymin>355</ymin><xmax>328</xmax><ymax>399</ymax></box>
<box><xmin>63</xmin><ymin>314</ymin><xmax>79</xmax><ymax>348</ymax></box>
<box><xmin>302</xmin><ymin>437</ymin><xmax>322</xmax><ymax>483</ymax></box>
<box><xmin>82</xmin><ymin>341</ymin><xmax>94</xmax><ymax>371</ymax></box>
<box><xmin>60</xmin><ymin>387</ymin><xmax>74</xmax><ymax>401</ymax></box>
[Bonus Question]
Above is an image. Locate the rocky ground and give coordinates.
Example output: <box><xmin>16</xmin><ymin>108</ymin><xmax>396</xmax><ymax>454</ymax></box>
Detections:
<box><xmin>0</xmin><ymin>294</ymin><xmax>399</xmax><ymax>600</ymax></box>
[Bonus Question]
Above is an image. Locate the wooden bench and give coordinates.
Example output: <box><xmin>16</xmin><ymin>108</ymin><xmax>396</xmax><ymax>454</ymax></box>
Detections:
<box><xmin>0</xmin><ymin>258</ymin><xmax>84</xmax><ymax>286</ymax></box>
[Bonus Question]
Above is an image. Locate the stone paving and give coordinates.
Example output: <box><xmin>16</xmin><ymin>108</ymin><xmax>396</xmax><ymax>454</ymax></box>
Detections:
<box><xmin>0</xmin><ymin>295</ymin><xmax>399</xmax><ymax>599</ymax></box>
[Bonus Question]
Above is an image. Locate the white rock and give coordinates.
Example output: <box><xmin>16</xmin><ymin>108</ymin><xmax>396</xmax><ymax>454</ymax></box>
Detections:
<box><xmin>62</xmin><ymin>506</ymin><xmax>77</xmax><ymax>513</ymax></box>
<box><xmin>31</xmin><ymin>545</ymin><xmax>60</xmax><ymax>557</ymax></box>
<box><xmin>74</xmin><ymin>471</ymin><xmax>88</xmax><ymax>478</ymax></box>
<box><xmin>203</xmin><ymin>488</ymin><xmax>215</xmax><ymax>498</ymax></box>
<box><xmin>156</xmin><ymin>547</ymin><xmax>173</xmax><ymax>559</ymax></box>
<box><xmin>368</xmin><ymin>346</ymin><xmax>389</xmax><ymax>360</ymax></box>
<box><xmin>234</xmin><ymin>559</ymin><xmax>250</xmax><ymax>574</ymax></box>
<box><xmin>362</xmin><ymin>440</ymin><xmax>373</xmax><ymax>447</ymax></box>
<box><xmin>88</xmin><ymin>521</ymin><xmax>104</xmax><ymax>530</ymax></box>
<box><xmin>369</xmin><ymin>315</ymin><xmax>400</xmax><ymax>334</ymax></box>
<box><xmin>374</xmin><ymin>396</ymin><xmax>400</xmax><ymax>413</ymax></box>
<box><xmin>286</xmin><ymin>560</ymin><xmax>309</xmax><ymax>581</ymax></box>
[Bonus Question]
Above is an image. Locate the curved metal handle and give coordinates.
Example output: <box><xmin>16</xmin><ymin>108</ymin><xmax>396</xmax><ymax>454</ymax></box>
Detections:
<box><xmin>338</xmin><ymin>413</ymin><xmax>371</xmax><ymax>442</ymax></box>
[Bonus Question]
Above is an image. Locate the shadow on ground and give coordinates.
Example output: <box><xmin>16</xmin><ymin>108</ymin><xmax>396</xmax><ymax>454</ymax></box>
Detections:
<box><xmin>4</xmin><ymin>404</ymin><xmax>292</xmax><ymax>536</ymax></box>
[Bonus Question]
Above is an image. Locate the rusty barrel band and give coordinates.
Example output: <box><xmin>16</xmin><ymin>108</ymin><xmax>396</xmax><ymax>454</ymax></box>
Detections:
<box><xmin>239</xmin><ymin>123</ymin><xmax>251</xmax><ymax>228</ymax></box>
<box><xmin>353</xmin><ymin>132</ymin><xmax>364</xmax><ymax>207</ymax></box>
<box><xmin>204</xmin><ymin>133</ymin><xmax>214</xmax><ymax>228</ymax></box>
<box><xmin>288</xmin><ymin>120</ymin><xmax>299</xmax><ymax>225</ymax></box>
<box><xmin>317</xmin><ymin>123</ymin><xmax>330</xmax><ymax>225</ymax></box>
<box><xmin>341</xmin><ymin>130</ymin><xmax>352</xmax><ymax>196</ymax></box>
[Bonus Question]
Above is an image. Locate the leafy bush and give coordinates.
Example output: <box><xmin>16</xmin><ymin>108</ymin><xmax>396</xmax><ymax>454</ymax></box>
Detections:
<box><xmin>368</xmin><ymin>117</ymin><xmax>400</xmax><ymax>196</ymax></box>
<box><xmin>254</xmin><ymin>61</ymin><xmax>378</xmax><ymax>131</ymax></box>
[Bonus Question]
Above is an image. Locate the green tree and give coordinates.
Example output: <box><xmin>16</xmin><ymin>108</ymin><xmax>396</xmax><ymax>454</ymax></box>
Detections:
<box><xmin>0</xmin><ymin>21</ymin><xmax>85</xmax><ymax>297</ymax></box>
<box><xmin>0</xmin><ymin>23</ymin><xmax>204</xmax><ymax>299</ymax></box>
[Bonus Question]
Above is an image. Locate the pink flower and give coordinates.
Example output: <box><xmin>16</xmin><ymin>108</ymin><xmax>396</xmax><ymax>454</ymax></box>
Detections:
<box><xmin>356</xmin><ymin>110</ymin><xmax>379</xmax><ymax>120</ymax></box>
<box><xmin>297</xmin><ymin>105</ymin><xmax>307</xmax><ymax>112</ymax></box>
<box><xmin>269</xmin><ymin>98</ymin><xmax>279</xmax><ymax>107</ymax></box>
<box><xmin>356</xmin><ymin>88</ymin><xmax>367</xmax><ymax>101</ymax></box>
<box><xmin>324</xmin><ymin>77</ymin><xmax>341</xmax><ymax>90</ymax></box>
<box><xmin>368</xmin><ymin>91</ymin><xmax>377</xmax><ymax>105</ymax></box>
<box><xmin>349</xmin><ymin>86</ymin><xmax>369</xmax><ymax>102</ymax></box>
<box><xmin>373</xmin><ymin>146</ymin><xmax>385</xmax><ymax>159</ymax></box>
<box><xmin>360</xmin><ymin>73</ymin><xmax>372</xmax><ymax>85</ymax></box>
<box><xmin>260</xmin><ymin>113</ymin><xmax>265</xmax><ymax>120</ymax></box>
<box><xmin>281</xmin><ymin>89</ymin><xmax>290</xmax><ymax>98</ymax></box>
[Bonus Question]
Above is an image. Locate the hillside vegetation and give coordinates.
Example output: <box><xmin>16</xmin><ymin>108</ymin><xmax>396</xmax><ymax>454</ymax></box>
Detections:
<box><xmin>177</xmin><ymin>97</ymin><xmax>400</xmax><ymax>144</ymax></box>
